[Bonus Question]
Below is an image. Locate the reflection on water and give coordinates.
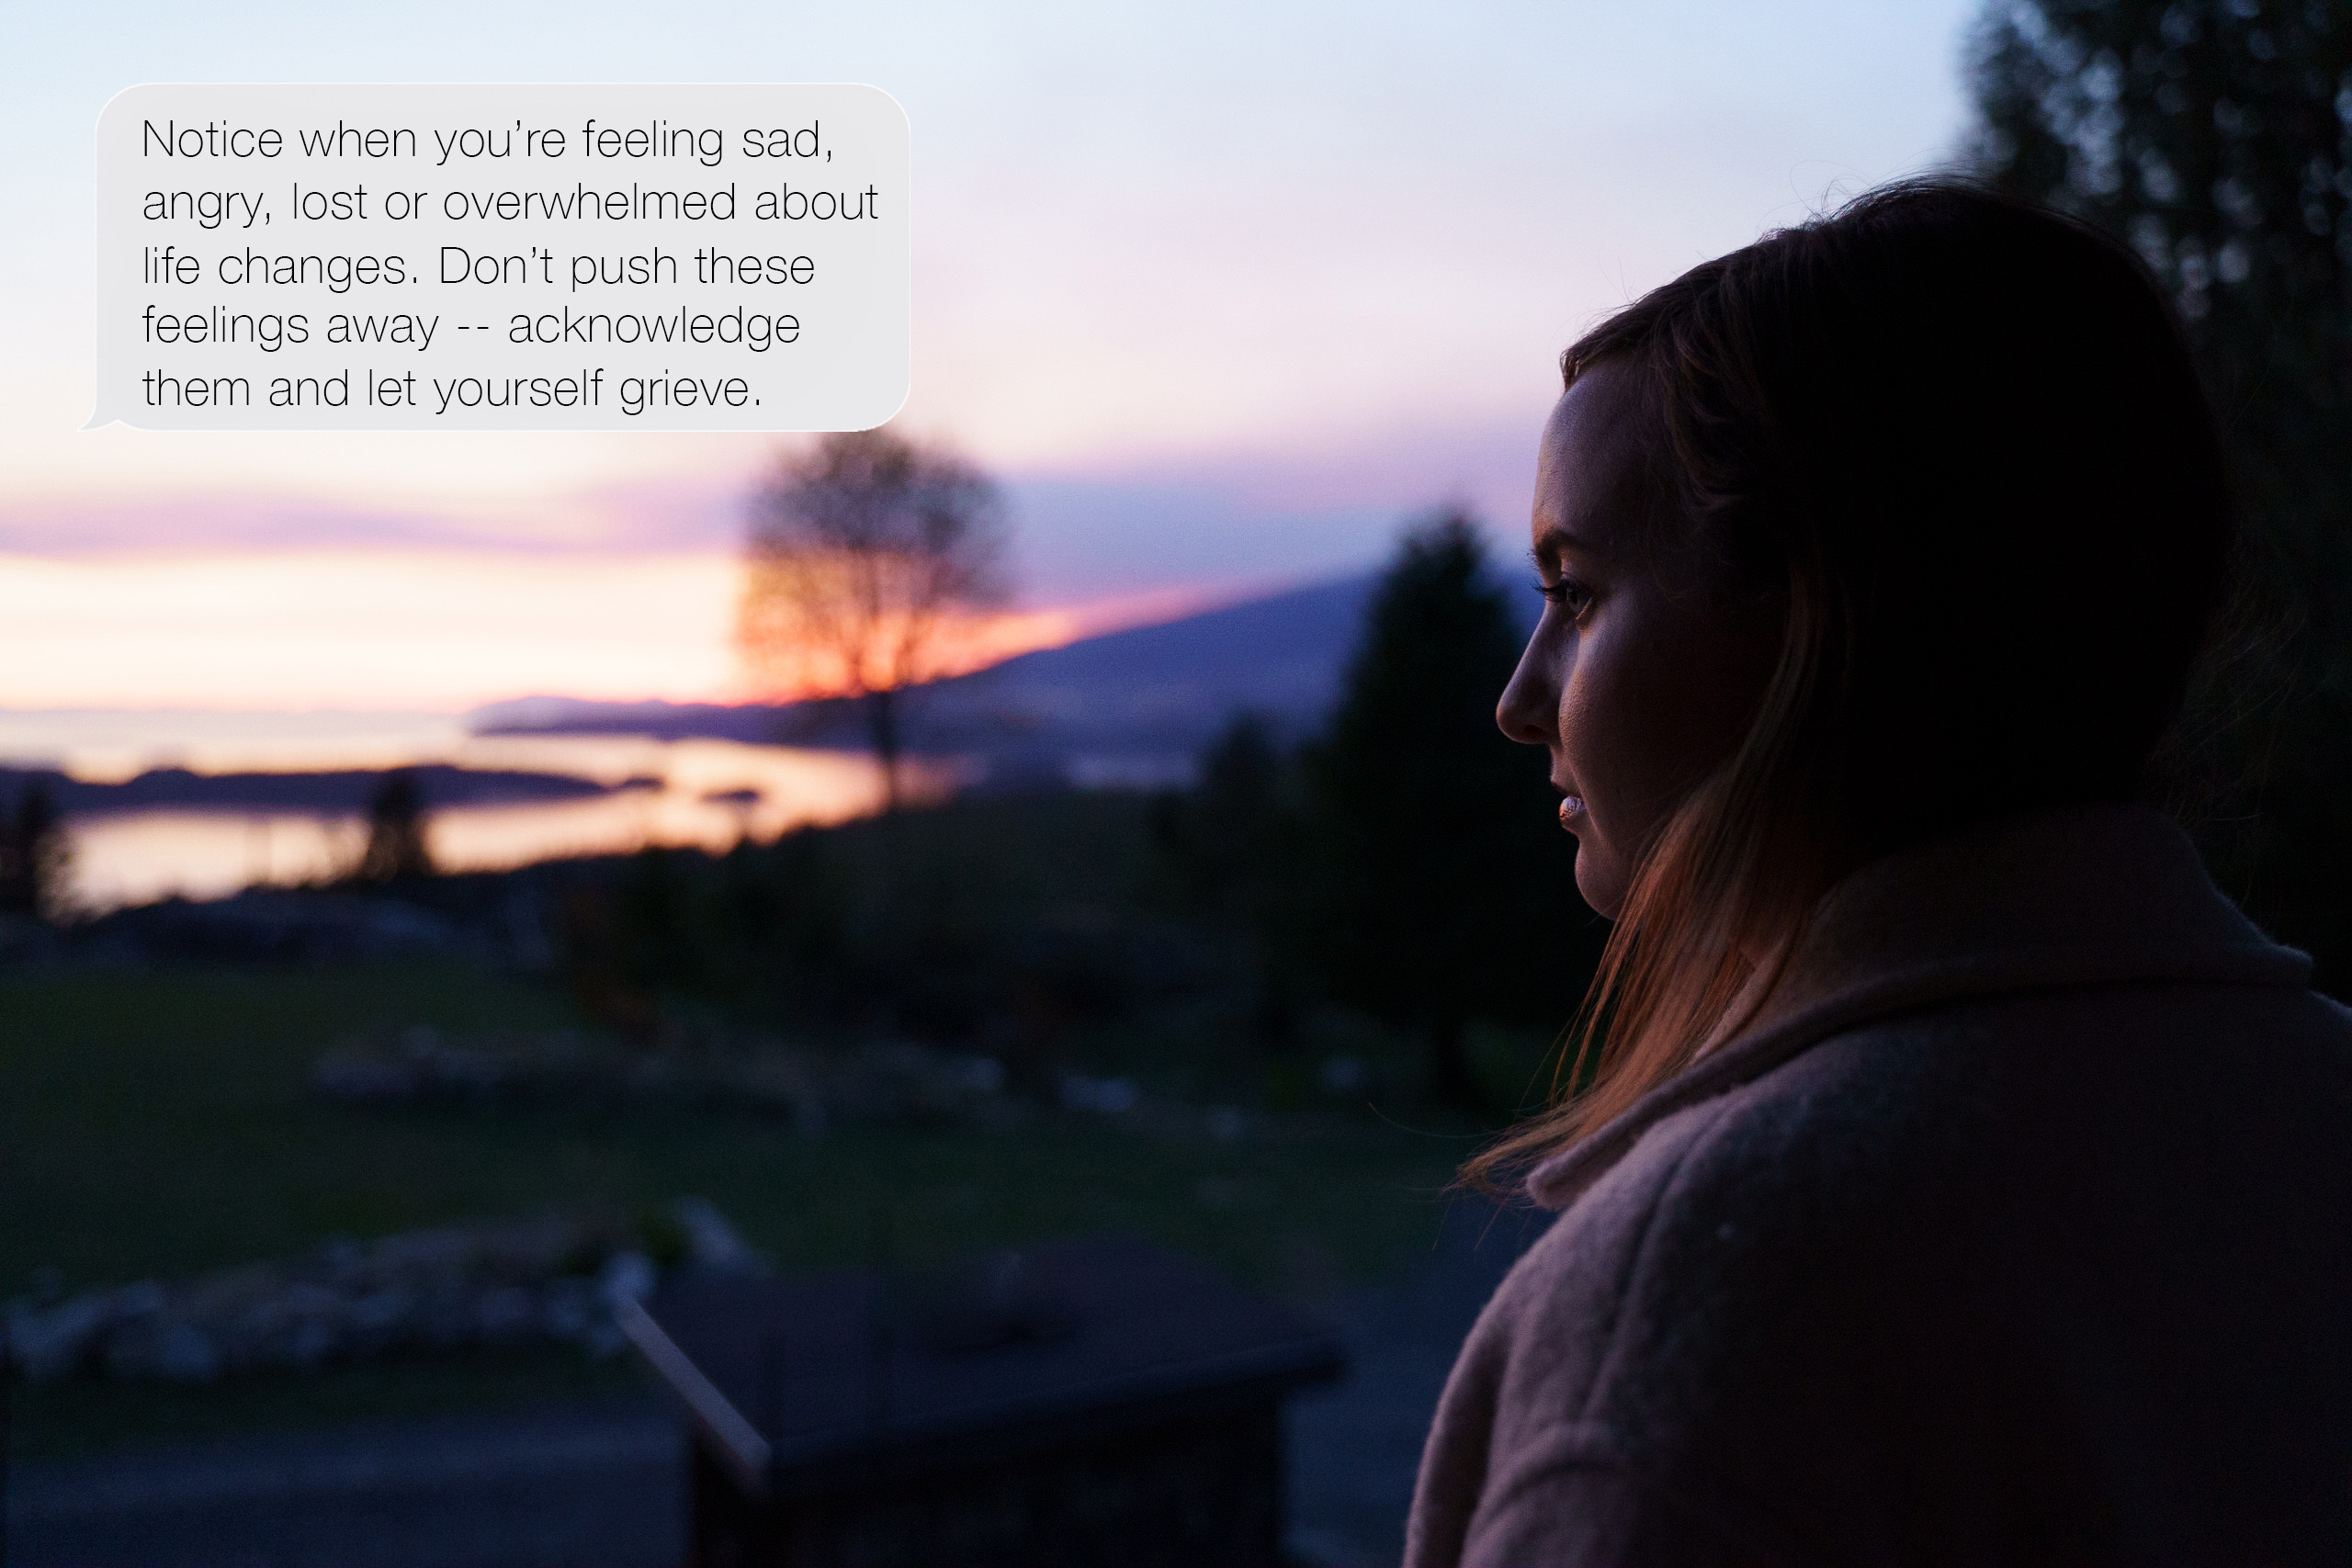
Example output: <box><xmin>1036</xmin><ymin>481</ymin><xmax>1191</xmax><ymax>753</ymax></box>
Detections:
<box><xmin>40</xmin><ymin>730</ymin><xmax>945</xmax><ymax>912</ymax></box>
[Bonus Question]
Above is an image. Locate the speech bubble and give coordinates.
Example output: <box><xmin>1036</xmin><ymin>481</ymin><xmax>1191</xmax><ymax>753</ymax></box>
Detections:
<box><xmin>92</xmin><ymin>83</ymin><xmax>909</xmax><ymax>432</ymax></box>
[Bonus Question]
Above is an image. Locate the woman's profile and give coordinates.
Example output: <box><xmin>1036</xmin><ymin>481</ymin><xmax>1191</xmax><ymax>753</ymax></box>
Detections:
<box><xmin>1408</xmin><ymin>180</ymin><xmax>2352</xmax><ymax>1566</ymax></box>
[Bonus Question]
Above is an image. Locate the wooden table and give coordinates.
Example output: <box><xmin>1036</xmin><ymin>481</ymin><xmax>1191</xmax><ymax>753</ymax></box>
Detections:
<box><xmin>621</xmin><ymin>1234</ymin><xmax>1347</xmax><ymax>1568</ymax></box>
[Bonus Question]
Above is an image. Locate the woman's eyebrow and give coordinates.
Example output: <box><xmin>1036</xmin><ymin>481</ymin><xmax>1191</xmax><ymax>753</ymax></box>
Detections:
<box><xmin>1533</xmin><ymin>523</ymin><xmax>1607</xmax><ymax>560</ymax></box>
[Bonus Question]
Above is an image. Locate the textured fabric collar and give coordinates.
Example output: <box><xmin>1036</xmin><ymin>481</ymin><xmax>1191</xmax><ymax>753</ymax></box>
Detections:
<box><xmin>1523</xmin><ymin>804</ymin><xmax>2312</xmax><ymax>1212</ymax></box>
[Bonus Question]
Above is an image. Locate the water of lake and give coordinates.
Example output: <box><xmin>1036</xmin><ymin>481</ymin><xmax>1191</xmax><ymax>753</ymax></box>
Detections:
<box><xmin>0</xmin><ymin>713</ymin><xmax>925</xmax><ymax>912</ymax></box>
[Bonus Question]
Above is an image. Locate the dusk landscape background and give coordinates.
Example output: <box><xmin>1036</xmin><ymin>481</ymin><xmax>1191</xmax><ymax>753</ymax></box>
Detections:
<box><xmin>6</xmin><ymin>2</ymin><xmax>1974</xmax><ymax>717</ymax></box>
<box><xmin>25</xmin><ymin>3</ymin><xmax>2347</xmax><ymax>1565</ymax></box>
<box><xmin>3</xmin><ymin>0</ymin><xmax>1978</xmax><ymax>916</ymax></box>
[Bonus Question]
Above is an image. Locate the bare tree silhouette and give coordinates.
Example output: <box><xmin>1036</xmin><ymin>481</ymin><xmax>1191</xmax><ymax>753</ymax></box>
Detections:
<box><xmin>736</xmin><ymin>428</ymin><xmax>1009</xmax><ymax>812</ymax></box>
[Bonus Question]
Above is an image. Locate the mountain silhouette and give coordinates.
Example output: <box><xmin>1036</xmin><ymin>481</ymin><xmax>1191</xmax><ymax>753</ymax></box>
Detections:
<box><xmin>472</xmin><ymin>574</ymin><xmax>1382</xmax><ymax>783</ymax></box>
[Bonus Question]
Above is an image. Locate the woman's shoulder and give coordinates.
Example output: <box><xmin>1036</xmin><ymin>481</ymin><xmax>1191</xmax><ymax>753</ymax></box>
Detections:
<box><xmin>1540</xmin><ymin>973</ymin><xmax>2352</xmax><ymax>1264</ymax></box>
<box><xmin>1436</xmin><ymin>979</ymin><xmax>2352</xmax><ymax>1564</ymax></box>
<box><xmin>1481</xmin><ymin>972</ymin><xmax>2352</xmax><ymax>1412</ymax></box>
<box><xmin>1476</xmin><ymin>973</ymin><xmax>2352</xmax><ymax>1438</ymax></box>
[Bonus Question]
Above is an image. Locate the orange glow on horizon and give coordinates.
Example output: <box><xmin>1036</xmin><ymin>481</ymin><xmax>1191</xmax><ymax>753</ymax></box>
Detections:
<box><xmin>729</xmin><ymin>602</ymin><xmax>1091</xmax><ymax>705</ymax></box>
<box><xmin>0</xmin><ymin>548</ymin><xmax>1229</xmax><ymax>714</ymax></box>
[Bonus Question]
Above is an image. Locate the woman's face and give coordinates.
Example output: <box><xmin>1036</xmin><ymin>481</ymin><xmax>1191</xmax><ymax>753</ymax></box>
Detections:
<box><xmin>1497</xmin><ymin>360</ymin><xmax>1780</xmax><ymax>919</ymax></box>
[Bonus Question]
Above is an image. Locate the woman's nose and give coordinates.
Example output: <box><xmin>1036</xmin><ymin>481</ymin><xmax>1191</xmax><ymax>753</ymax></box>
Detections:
<box><xmin>1496</xmin><ymin>636</ymin><xmax>1556</xmax><ymax>747</ymax></box>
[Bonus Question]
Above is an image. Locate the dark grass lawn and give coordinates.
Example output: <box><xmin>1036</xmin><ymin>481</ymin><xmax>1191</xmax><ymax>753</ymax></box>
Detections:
<box><xmin>0</xmin><ymin>959</ymin><xmax>1502</xmax><ymax>1460</ymax></box>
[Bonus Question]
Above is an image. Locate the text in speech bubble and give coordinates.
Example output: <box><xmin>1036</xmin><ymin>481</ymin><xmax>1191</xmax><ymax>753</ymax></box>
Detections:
<box><xmin>93</xmin><ymin>83</ymin><xmax>909</xmax><ymax>432</ymax></box>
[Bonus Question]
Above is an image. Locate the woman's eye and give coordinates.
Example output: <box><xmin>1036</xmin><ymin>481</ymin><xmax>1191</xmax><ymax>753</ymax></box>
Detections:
<box><xmin>1534</xmin><ymin>579</ymin><xmax>1595</xmax><ymax>617</ymax></box>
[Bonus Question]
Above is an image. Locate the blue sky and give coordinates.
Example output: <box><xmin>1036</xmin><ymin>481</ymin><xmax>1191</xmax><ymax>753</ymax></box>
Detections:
<box><xmin>0</xmin><ymin>0</ymin><xmax>1982</xmax><ymax>706</ymax></box>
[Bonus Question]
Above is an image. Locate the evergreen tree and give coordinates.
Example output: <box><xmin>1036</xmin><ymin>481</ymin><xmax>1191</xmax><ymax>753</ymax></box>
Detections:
<box><xmin>1969</xmin><ymin>0</ymin><xmax>2352</xmax><ymax>986</ymax></box>
<box><xmin>1156</xmin><ymin>711</ymin><xmax>1310</xmax><ymax>1050</ymax></box>
<box><xmin>0</xmin><ymin>780</ymin><xmax>71</xmax><ymax>921</ymax></box>
<box><xmin>1306</xmin><ymin>510</ymin><xmax>1600</xmax><ymax>1109</ymax></box>
<box><xmin>352</xmin><ymin>769</ymin><xmax>435</xmax><ymax>885</ymax></box>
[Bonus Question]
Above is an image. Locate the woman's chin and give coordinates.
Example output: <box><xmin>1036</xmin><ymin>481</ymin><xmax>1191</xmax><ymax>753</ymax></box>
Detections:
<box><xmin>1572</xmin><ymin>852</ymin><xmax>1626</xmax><ymax>921</ymax></box>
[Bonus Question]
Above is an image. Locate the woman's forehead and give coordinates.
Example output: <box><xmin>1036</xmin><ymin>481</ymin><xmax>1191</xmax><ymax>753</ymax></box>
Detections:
<box><xmin>1534</xmin><ymin>362</ymin><xmax>1657</xmax><ymax>553</ymax></box>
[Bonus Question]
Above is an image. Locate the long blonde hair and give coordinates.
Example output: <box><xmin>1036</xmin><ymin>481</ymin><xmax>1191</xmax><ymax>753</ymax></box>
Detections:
<box><xmin>1463</xmin><ymin>181</ymin><xmax>2236</xmax><ymax>1190</ymax></box>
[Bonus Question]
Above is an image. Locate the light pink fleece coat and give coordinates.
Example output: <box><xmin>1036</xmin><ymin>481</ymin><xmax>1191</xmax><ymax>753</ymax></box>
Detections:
<box><xmin>1406</xmin><ymin>805</ymin><xmax>2352</xmax><ymax>1568</ymax></box>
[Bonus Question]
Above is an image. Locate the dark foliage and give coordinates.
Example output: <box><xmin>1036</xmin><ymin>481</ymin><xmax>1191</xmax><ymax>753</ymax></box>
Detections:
<box><xmin>1151</xmin><ymin>713</ymin><xmax>1313</xmax><ymax>1052</ymax></box>
<box><xmin>0</xmin><ymin>779</ymin><xmax>71</xmax><ymax>921</ymax></box>
<box><xmin>1969</xmin><ymin>0</ymin><xmax>2352</xmax><ymax>987</ymax></box>
<box><xmin>552</xmin><ymin>795</ymin><xmax>1216</xmax><ymax>1078</ymax></box>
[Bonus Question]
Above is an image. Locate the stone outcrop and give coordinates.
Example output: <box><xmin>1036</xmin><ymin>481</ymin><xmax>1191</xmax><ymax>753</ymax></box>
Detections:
<box><xmin>3</xmin><ymin>1200</ymin><xmax>764</xmax><ymax>1384</ymax></box>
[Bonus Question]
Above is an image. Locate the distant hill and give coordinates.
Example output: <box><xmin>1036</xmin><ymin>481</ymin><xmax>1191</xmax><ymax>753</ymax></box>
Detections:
<box><xmin>472</xmin><ymin>573</ymin><xmax>1383</xmax><ymax>784</ymax></box>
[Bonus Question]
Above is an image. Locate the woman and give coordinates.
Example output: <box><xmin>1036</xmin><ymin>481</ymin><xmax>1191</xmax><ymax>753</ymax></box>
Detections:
<box><xmin>1408</xmin><ymin>181</ymin><xmax>2352</xmax><ymax>1566</ymax></box>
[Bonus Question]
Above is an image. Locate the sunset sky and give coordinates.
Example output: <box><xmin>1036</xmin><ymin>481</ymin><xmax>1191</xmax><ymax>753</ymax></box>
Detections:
<box><xmin>5</xmin><ymin>0</ymin><xmax>1978</xmax><ymax>713</ymax></box>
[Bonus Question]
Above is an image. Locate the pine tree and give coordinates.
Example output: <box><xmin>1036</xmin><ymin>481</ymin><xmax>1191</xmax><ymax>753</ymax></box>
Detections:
<box><xmin>1306</xmin><ymin>511</ymin><xmax>1600</xmax><ymax>1109</ymax></box>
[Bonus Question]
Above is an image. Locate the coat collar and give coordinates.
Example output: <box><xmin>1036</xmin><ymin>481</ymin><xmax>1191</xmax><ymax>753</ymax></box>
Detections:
<box><xmin>1524</xmin><ymin>804</ymin><xmax>2312</xmax><ymax>1212</ymax></box>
